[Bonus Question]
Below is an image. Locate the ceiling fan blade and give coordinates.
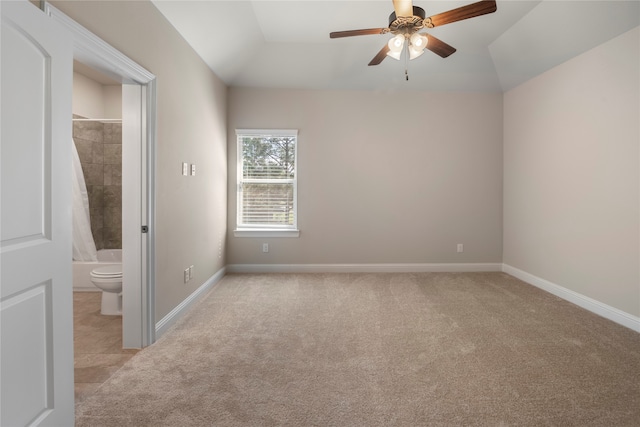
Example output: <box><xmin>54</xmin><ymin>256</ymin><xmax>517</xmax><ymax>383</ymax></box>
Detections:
<box><xmin>426</xmin><ymin>0</ymin><xmax>497</xmax><ymax>28</ymax></box>
<box><xmin>425</xmin><ymin>34</ymin><xmax>456</xmax><ymax>58</ymax></box>
<box><xmin>330</xmin><ymin>28</ymin><xmax>388</xmax><ymax>38</ymax></box>
<box><xmin>368</xmin><ymin>44</ymin><xmax>391</xmax><ymax>66</ymax></box>
<box><xmin>392</xmin><ymin>0</ymin><xmax>414</xmax><ymax>17</ymax></box>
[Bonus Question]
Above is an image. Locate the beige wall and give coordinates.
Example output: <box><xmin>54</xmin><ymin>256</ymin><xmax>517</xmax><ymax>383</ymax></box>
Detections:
<box><xmin>72</xmin><ymin>71</ymin><xmax>103</xmax><ymax>119</ymax></box>
<box><xmin>503</xmin><ymin>27</ymin><xmax>639</xmax><ymax>317</ymax></box>
<box><xmin>72</xmin><ymin>71</ymin><xmax>121</xmax><ymax>120</ymax></box>
<box><xmin>52</xmin><ymin>1</ymin><xmax>228</xmax><ymax>322</ymax></box>
<box><xmin>103</xmin><ymin>85</ymin><xmax>122</xmax><ymax>119</ymax></box>
<box><xmin>227</xmin><ymin>89</ymin><xmax>503</xmax><ymax>265</ymax></box>
<box><xmin>72</xmin><ymin>73</ymin><xmax>122</xmax><ymax>119</ymax></box>
<box><xmin>49</xmin><ymin>2</ymin><xmax>638</xmax><ymax>325</ymax></box>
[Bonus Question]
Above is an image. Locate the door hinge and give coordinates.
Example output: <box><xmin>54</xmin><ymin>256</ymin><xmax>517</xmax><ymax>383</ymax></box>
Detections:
<box><xmin>141</xmin><ymin>226</ymin><xmax>149</xmax><ymax>233</ymax></box>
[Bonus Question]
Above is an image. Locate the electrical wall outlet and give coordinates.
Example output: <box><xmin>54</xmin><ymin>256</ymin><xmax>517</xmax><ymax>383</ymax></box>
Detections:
<box><xmin>190</xmin><ymin>164</ymin><xmax>196</xmax><ymax>176</ymax></box>
<box><xmin>189</xmin><ymin>265</ymin><xmax>194</xmax><ymax>280</ymax></box>
<box><xmin>184</xmin><ymin>268</ymin><xmax>190</xmax><ymax>283</ymax></box>
<box><xmin>457</xmin><ymin>243</ymin><xmax>464</xmax><ymax>253</ymax></box>
<box><xmin>262</xmin><ymin>243</ymin><xmax>269</xmax><ymax>253</ymax></box>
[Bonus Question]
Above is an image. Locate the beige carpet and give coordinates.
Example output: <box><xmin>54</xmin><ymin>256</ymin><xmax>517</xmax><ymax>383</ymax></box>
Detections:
<box><xmin>75</xmin><ymin>272</ymin><xmax>640</xmax><ymax>426</ymax></box>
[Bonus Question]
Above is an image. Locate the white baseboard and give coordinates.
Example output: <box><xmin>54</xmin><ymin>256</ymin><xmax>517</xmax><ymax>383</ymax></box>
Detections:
<box><xmin>155</xmin><ymin>267</ymin><xmax>226</xmax><ymax>339</ymax></box>
<box><xmin>502</xmin><ymin>264</ymin><xmax>640</xmax><ymax>333</ymax></box>
<box><xmin>154</xmin><ymin>264</ymin><xmax>639</xmax><ymax>338</ymax></box>
<box><xmin>226</xmin><ymin>263</ymin><xmax>503</xmax><ymax>274</ymax></box>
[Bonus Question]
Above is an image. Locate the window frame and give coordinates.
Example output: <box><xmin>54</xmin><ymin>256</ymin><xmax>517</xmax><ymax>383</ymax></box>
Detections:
<box><xmin>234</xmin><ymin>129</ymin><xmax>300</xmax><ymax>238</ymax></box>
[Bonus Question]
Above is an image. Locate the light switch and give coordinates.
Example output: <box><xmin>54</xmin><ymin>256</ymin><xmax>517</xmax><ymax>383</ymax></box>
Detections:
<box><xmin>182</xmin><ymin>162</ymin><xmax>188</xmax><ymax>176</ymax></box>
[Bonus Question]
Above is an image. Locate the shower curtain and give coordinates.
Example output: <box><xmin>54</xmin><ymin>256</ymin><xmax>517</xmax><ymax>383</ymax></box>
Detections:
<box><xmin>72</xmin><ymin>139</ymin><xmax>98</xmax><ymax>261</ymax></box>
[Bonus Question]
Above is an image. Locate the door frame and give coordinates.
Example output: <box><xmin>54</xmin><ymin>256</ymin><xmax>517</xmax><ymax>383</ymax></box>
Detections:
<box><xmin>44</xmin><ymin>2</ymin><xmax>156</xmax><ymax>347</ymax></box>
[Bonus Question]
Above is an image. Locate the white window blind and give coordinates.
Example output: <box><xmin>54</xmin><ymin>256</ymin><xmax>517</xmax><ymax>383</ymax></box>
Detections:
<box><xmin>236</xmin><ymin>130</ymin><xmax>298</xmax><ymax>230</ymax></box>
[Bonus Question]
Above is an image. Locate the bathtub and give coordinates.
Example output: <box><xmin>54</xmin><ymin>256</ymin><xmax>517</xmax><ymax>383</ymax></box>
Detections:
<box><xmin>73</xmin><ymin>249</ymin><xmax>122</xmax><ymax>291</ymax></box>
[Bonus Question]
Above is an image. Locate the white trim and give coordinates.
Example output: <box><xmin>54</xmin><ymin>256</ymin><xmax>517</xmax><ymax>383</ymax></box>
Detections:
<box><xmin>234</xmin><ymin>229</ymin><xmax>300</xmax><ymax>238</ymax></box>
<box><xmin>45</xmin><ymin>3</ymin><xmax>154</xmax><ymax>84</ymax></box>
<box><xmin>46</xmin><ymin>1</ymin><xmax>158</xmax><ymax>348</ymax></box>
<box><xmin>155</xmin><ymin>267</ymin><xmax>226</xmax><ymax>339</ymax></box>
<box><xmin>502</xmin><ymin>264</ymin><xmax>640</xmax><ymax>333</ymax></box>
<box><xmin>226</xmin><ymin>263</ymin><xmax>502</xmax><ymax>274</ymax></box>
<box><xmin>236</xmin><ymin>130</ymin><xmax>298</xmax><ymax>231</ymax></box>
<box><xmin>144</xmin><ymin>79</ymin><xmax>157</xmax><ymax>346</ymax></box>
<box><xmin>156</xmin><ymin>264</ymin><xmax>639</xmax><ymax>339</ymax></box>
<box><xmin>122</xmin><ymin>84</ymin><xmax>144</xmax><ymax>348</ymax></box>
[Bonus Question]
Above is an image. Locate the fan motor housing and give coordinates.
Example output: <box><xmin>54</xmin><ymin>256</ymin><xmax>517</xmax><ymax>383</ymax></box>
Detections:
<box><xmin>388</xmin><ymin>6</ymin><xmax>426</xmax><ymax>34</ymax></box>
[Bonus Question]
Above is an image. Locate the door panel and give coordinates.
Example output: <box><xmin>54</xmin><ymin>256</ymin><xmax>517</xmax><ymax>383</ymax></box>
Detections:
<box><xmin>1</xmin><ymin>1</ymin><xmax>74</xmax><ymax>425</ymax></box>
<box><xmin>1</xmin><ymin>16</ymin><xmax>49</xmax><ymax>242</ymax></box>
<box><xmin>1</xmin><ymin>282</ymin><xmax>52</xmax><ymax>426</ymax></box>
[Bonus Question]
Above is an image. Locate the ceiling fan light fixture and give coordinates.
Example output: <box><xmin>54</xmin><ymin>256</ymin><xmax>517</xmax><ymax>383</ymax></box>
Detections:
<box><xmin>386</xmin><ymin>50</ymin><xmax>402</xmax><ymax>61</ymax></box>
<box><xmin>386</xmin><ymin>34</ymin><xmax>405</xmax><ymax>60</ymax></box>
<box><xmin>408</xmin><ymin>33</ymin><xmax>427</xmax><ymax>60</ymax></box>
<box><xmin>388</xmin><ymin>34</ymin><xmax>404</xmax><ymax>51</ymax></box>
<box><xmin>410</xmin><ymin>32</ymin><xmax>428</xmax><ymax>49</ymax></box>
<box><xmin>408</xmin><ymin>45</ymin><xmax>425</xmax><ymax>60</ymax></box>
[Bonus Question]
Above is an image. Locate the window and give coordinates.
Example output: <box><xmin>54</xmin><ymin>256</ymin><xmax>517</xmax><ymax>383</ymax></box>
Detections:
<box><xmin>235</xmin><ymin>129</ymin><xmax>299</xmax><ymax>237</ymax></box>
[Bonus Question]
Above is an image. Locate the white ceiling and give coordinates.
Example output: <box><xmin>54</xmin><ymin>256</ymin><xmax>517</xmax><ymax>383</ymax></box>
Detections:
<box><xmin>151</xmin><ymin>0</ymin><xmax>639</xmax><ymax>92</ymax></box>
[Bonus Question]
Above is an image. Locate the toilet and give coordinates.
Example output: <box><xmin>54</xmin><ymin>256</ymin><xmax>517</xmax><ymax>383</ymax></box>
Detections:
<box><xmin>90</xmin><ymin>265</ymin><xmax>122</xmax><ymax>315</ymax></box>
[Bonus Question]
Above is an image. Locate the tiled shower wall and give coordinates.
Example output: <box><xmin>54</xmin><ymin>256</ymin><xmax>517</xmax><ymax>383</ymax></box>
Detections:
<box><xmin>73</xmin><ymin>117</ymin><xmax>122</xmax><ymax>250</ymax></box>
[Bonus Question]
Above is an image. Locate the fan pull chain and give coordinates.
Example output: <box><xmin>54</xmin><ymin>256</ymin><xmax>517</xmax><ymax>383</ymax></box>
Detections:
<box><xmin>404</xmin><ymin>40</ymin><xmax>409</xmax><ymax>81</ymax></box>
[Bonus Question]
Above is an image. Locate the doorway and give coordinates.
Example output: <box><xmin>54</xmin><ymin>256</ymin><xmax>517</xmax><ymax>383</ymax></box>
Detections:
<box><xmin>45</xmin><ymin>2</ymin><xmax>157</xmax><ymax>349</ymax></box>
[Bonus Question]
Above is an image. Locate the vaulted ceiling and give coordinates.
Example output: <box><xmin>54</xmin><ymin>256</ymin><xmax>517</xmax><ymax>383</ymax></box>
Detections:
<box><xmin>151</xmin><ymin>1</ymin><xmax>639</xmax><ymax>92</ymax></box>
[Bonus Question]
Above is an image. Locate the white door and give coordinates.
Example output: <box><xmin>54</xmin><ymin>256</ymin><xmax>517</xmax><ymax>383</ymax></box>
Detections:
<box><xmin>1</xmin><ymin>1</ymin><xmax>75</xmax><ymax>425</ymax></box>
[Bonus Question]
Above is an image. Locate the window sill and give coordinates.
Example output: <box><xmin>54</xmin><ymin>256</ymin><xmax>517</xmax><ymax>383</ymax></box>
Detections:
<box><xmin>234</xmin><ymin>229</ymin><xmax>300</xmax><ymax>238</ymax></box>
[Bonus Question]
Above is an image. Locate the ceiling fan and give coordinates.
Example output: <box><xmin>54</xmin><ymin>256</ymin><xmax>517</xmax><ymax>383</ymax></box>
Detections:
<box><xmin>330</xmin><ymin>0</ymin><xmax>497</xmax><ymax>79</ymax></box>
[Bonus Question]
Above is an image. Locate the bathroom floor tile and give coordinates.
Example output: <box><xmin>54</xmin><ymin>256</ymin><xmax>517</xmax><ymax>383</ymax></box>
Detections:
<box><xmin>73</xmin><ymin>292</ymin><xmax>101</xmax><ymax>315</ymax></box>
<box><xmin>73</xmin><ymin>292</ymin><xmax>138</xmax><ymax>407</ymax></box>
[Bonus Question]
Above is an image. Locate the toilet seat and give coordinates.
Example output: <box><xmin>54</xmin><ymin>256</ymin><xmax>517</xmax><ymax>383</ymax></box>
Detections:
<box><xmin>90</xmin><ymin>265</ymin><xmax>122</xmax><ymax>278</ymax></box>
